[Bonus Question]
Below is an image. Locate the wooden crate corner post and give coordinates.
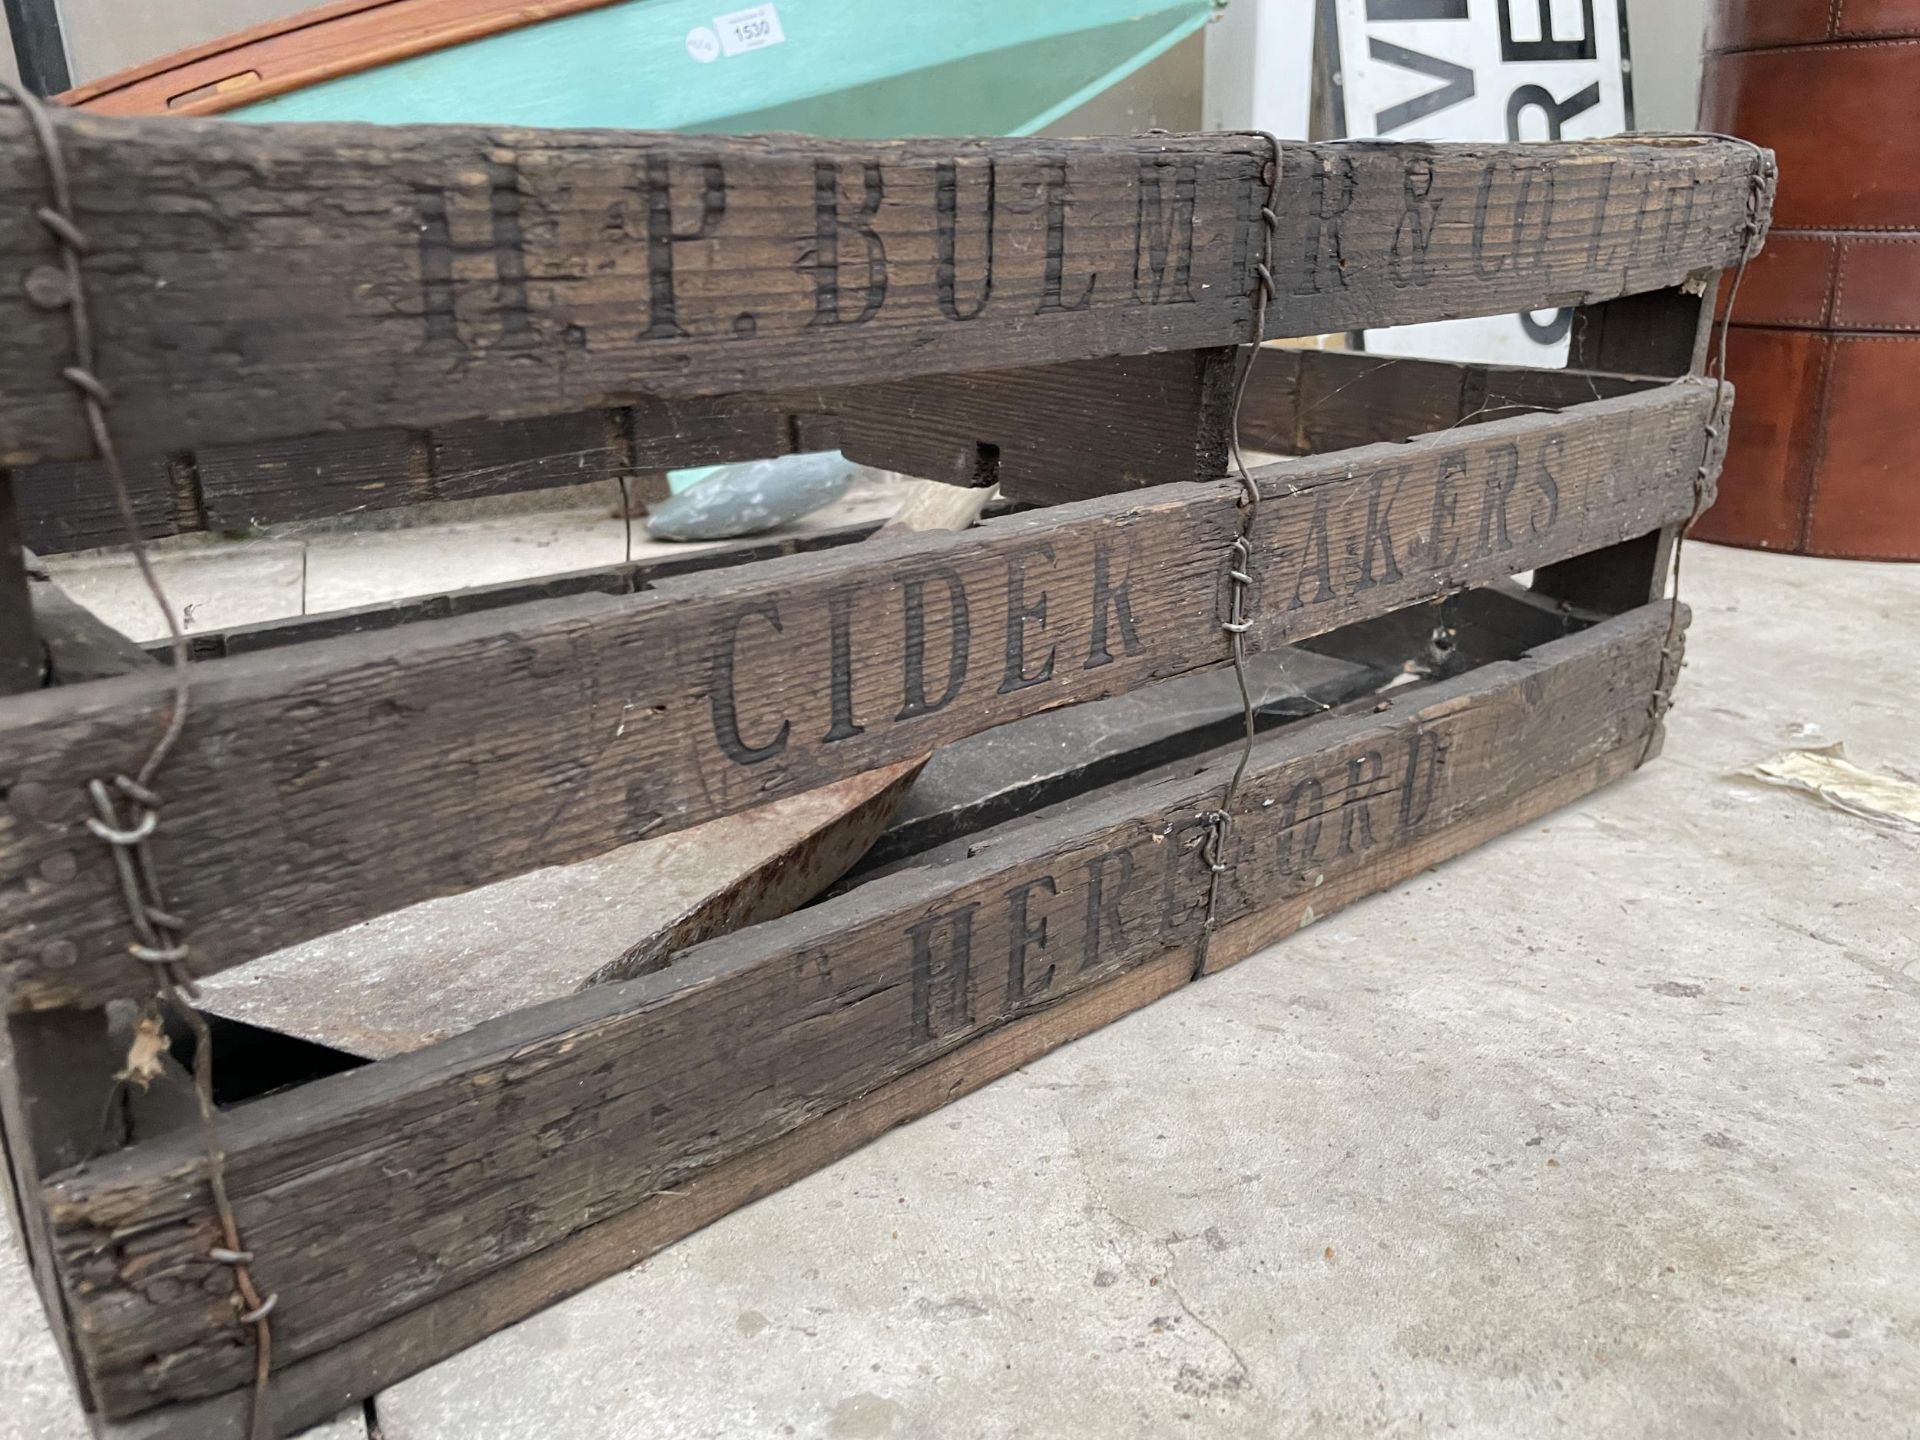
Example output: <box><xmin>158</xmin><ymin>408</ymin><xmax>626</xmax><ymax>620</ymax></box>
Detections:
<box><xmin>0</xmin><ymin>473</ymin><xmax>133</xmax><ymax>1419</ymax></box>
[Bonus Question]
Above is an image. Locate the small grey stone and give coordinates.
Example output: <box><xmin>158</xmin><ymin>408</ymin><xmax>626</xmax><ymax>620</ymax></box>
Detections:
<box><xmin>646</xmin><ymin>451</ymin><xmax>857</xmax><ymax>542</ymax></box>
<box><xmin>1652</xmin><ymin>980</ymin><xmax>1706</xmax><ymax>999</ymax></box>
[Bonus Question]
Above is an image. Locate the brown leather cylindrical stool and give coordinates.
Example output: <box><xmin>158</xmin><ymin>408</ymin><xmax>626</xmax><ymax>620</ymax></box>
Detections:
<box><xmin>1696</xmin><ymin>1</ymin><xmax>1920</xmax><ymax>560</ymax></box>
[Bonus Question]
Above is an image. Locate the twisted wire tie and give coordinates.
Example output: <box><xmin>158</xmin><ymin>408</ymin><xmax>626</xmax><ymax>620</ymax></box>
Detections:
<box><xmin>35</xmin><ymin>204</ymin><xmax>88</xmax><ymax>251</ymax></box>
<box><xmin>129</xmin><ymin>943</ymin><xmax>191</xmax><ymax>965</ymax></box>
<box><xmin>84</xmin><ymin>809</ymin><xmax>157</xmax><ymax>845</ymax></box>
<box><xmin>5</xmin><ymin>73</ymin><xmax>289</xmax><ymax>1440</ymax></box>
<box><xmin>61</xmin><ymin>366</ymin><xmax>111</xmax><ymax>404</ymax></box>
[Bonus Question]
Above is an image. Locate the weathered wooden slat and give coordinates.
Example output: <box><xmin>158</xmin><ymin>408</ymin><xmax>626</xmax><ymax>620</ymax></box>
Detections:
<box><xmin>1</xmin><ymin>1002</ymin><xmax>113</xmax><ymax>1413</ymax></box>
<box><xmin>200</xmin><ymin>409</ymin><xmax>676</xmax><ymax>533</ymax></box>
<box><xmin>7</xmin><ymin>349</ymin><xmax>1227</xmax><ymax>553</ymax></box>
<box><xmin>5</xmin><ymin>346</ymin><xmax>1657</xmax><ymax>557</ymax></box>
<box><xmin>43</xmin><ymin>602</ymin><xmax>1682</xmax><ymax>1418</ymax></box>
<box><xmin>6</xmin><ymin>454</ymin><xmax>184</xmax><ymax>556</ymax></box>
<box><xmin>0</xmin><ymin>480</ymin><xmax>44</xmax><ymax>695</ymax></box>
<box><xmin>86</xmin><ymin>951</ymin><xmax>1191</xmax><ymax>1440</ymax></box>
<box><xmin>796</xmin><ymin>348</ymin><xmax>1239</xmax><ymax>505</ymax></box>
<box><xmin>0</xmin><ymin>380</ymin><xmax>1721</xmax><ymax>1012</ymax></box>
<box><xmin>1239</xmin><ymin>347</ymin><xmax>1660</xmax><ymax>459</ymax></box>
<box><xmin>0</xmin><ymin>118</ymin><xmax>1768</xmax><ymax>465</ymax></box>
<box><xmin>0</xmin><ymin>328</ymin><xmax>1696</xmax><ymax>562</ymax></box>
<box><xmin>1536</xmin><ymin>280</ymin><xmax>1721</xmax><ymax>613</ymax></box>
<box><xmin>94</xmin><ymin>738</ymin><xmax>1649</xmax><ymax>1440</ymax></box>
<box><xmin>0</xmin><ymin>518</ymin><xmax>142</xmax><ymax>1414</ymax></box>
<box><xmin>12</xmin><ymin>341</ymin><xmax>1542</xmax><ymax>560</ymax></box>
<box><xmin>0</xmin><ymin>476</ymin><xmax>84</xmax><ymax>1402</ymax></box>
<box><xmin>9</xmin><ymin>405</ymin><xmax>714</xmax><ymax>556</ymax></box>
<box><xmin>195</xmin><ymin>429</ymin><xmax>421</xmax><ymax>533</ymax></box>
<box><xmin>3</xmin><ymin>343</ymin><xmax>1654</xmax><ymax>567</ymax></box>
<box><xmin>427</xmin><ymin>411</ymin><xmax>630</xmax><ymax>508</ymax></box>
<box><xmin>195</xmin><ymin>640</ymin><xmax>1390</xmax><ymax>1063</ymax></box>
<box><xmin>199</xmin><ymin>758</ymin><xmax>927</xmax><ymax>1061</ymax></box>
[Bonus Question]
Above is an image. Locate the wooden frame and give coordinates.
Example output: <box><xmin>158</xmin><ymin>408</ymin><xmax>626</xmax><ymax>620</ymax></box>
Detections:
<box><xmin>0</xmin><ymin>118</ymin><xmax>1772</xmax><ymax>1438</ymax></box>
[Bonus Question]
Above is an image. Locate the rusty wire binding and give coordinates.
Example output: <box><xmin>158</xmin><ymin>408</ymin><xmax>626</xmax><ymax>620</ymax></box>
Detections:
<box><xmin>1188</xmin><ymin>131</ymin><xmax>1774</xmax><ymax>963</ymax></box>
<box><xmin>1194</xmin><ymin>130</ymin><xmax>1285</xmax><ymax>980</ymax></box>
<box><xmin>1642</xmin><ymin>135</ymin><xmax>1777</xmax><ymax>764</ymax></box>
<box><xmin>0</xmin><ymin>82</ymin><xmax>280</xmax><ymax>1440</ymax></box>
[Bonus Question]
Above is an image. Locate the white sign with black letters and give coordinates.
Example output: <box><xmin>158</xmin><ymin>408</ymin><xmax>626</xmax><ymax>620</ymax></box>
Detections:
<box><xmin>1331</xmin><ymin>0</ymin><xmax>1632</xmax><ymax>364</ymax></box>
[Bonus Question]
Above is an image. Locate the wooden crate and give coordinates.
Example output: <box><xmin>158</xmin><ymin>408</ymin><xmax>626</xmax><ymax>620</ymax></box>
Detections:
<box><xmin>0</xmin><ymin>109</ymin><xmax>1773</xmax><ymax>1438</ymax></box>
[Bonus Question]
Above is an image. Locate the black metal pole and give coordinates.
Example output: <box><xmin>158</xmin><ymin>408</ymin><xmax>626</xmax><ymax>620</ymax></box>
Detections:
<box><xmin>3</xmin><ymin>0</ymin><xmax>70</xmax><ymax>96</ymax></box>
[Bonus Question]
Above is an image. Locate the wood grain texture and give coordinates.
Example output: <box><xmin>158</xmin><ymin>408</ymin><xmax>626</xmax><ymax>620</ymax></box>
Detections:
<box><xmin>1568</xmin><ymin>283</ymin><xmax>1715</xmax><ymax>377</ymax></box>
<box><xmin>0</xmin><ymin>118</ymin><xmax>1769</xmax><ymax>465</ymax></box>
<box><xmin>7</xmin><ymin>351</ymin><xmax>1227</xmax><ymax>553</ymax></box>
<box><xmin>0</xmin><ymin>481</ymin><xmax>40</xmax><ymax>695</ymax></box>
<box><xmin>198</xmin><ymin>639</ymin><xmax>1386</xmax><ymax>1063</ymax></box>
<box><xmin>0</xmin><ymin>381</ymin><xmax>1721</xmax><ymax>1012</ymax></box>
<box><xmin>42</xmin><ymin>603</ymin><xmax>1683</xmax><ymax>1418</ymax></box>
<box><xmin>0</xmin><ymin>1006</ymin><xmax>105</xmax><ymax>1415</ymax></box>
<box><xmin>1199</xmin><ymin>734</ymin><xmax>1653</xmax><ymax>976</ymax></box>
<box><xmin>1536</xmin><ymin>282</ymin><xmax>1718</xmax><ymax>612</ymax></box>
<box><xmin>4</xmin><ymin>346</ymin><xmax>1658</xmax><ymax>554</ymax></box>
<box><xmin>94</xmin><ymin>953</ymin><xmax>1201</xmax><ymax>1440</ymax></box>
<box><xmin>0</xmin><ymin>547</ymin><xmax>139</xmax><ymax>1415</ymax></box>
<box><xmin>198</xmin><ymin>759</ymin><xmax>926</xmax><ymax>1060</ymax></box>
<box><xmin>7</xmin><ymin>401</ymin><xmax>745</xmax><ymax>555</ymax></box>
<box><xmin>5</xmin><ymin>455</ymin><xmax>183</xmax><ymax>557</ymax></box>
<box><xmin>793</xmin><ymin>349</ymin><xmax>1238</xmax><ymax>504</ymax></box>
<box><xmin>1239</xmin><ymin>347</ymin><xmax>1659</xmax><ymax>458</ymax></box>
<box><xmin>95</xmin><ymin>734</ymin><xmax>1648</xmax><ymax>1440</ymax></box>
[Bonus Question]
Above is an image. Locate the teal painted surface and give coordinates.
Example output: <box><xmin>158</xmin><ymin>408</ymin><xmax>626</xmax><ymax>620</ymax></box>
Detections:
<box><xmin>234</xmin><ymin>0</ymin><xmax>1212</xmax><ymax>494</ymax></box>
<box><xmin>235</xmin><ymin>0</ymin><xmax>1211</xmax><ymax>137</ymax></box>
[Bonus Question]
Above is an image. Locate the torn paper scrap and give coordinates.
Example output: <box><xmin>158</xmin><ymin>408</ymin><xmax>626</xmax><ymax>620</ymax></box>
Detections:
<box><xmin>1737</xmin><ymin>743</ymin><xmax>1920</xmax><ymax>835</ymax></box>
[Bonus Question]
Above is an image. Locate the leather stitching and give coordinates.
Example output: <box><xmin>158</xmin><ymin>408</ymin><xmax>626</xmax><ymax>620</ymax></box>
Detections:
<box><xmin>1800</xmin><ymin>546</ymin><xmax>1920</xmax><ymax>560</ymax></box>
<box><xmin>1739</xmin><ymin>219</ymin><xmax>1920</xmax><ymax>237</ymax></box>
<box><xmin>1827</xmin><ymin>242</ymin><xmax>1920</xmax><ymax>332</ymax></box>
<box><xmin>1825</xmin><ymin>234</ymin><xmax>1845</xmax><ymax>329</ymax></box>
<box><xmin>1769</xmin><ymin>228</ymin><xmax>1920</xmax><ymax>242</ymax></box>
<box><xmin>1833</xmin><ymin>0</ymin><xmax>1920</xmax><ymax>43</ymax></box>
<box><xmin>1799</xmin><ymin>334</ymin><xmax>1839</xmax><ymax>553</ymax></box>
<box><xmin>1818</xmin><ymin>36</ymin><xmax>1920</xmax><ymax>49</ymax></box>
<box><xmin>1707</xmin><ymin>34</ymin><xmax>1920</xmax><ymax>55</ymax></box>
<box><xmin>1803</xmin><ymin>336</ymin><xmax>1920</xmax><ymax>557</ymax></box>
<box><xmin>1834</xmin><ymin>240</ymin><xmax>1920</xmax><ymax>331</ymax></box>
<box><xmin>1727</xmin><ymin>234</ymin><xmax>1920</xmax><ymax>330</ymax></box>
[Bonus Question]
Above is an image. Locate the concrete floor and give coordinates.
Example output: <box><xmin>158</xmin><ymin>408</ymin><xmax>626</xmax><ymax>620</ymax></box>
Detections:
<box><xmin>4</xmin><ymin>540</ymin><xmax>1916</xmax><ymax>1440</ymax></box>
<box><xmin>38</xmin><ymin>476</ymin><xmax>908</xmax><ymax>645</ymax></box>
